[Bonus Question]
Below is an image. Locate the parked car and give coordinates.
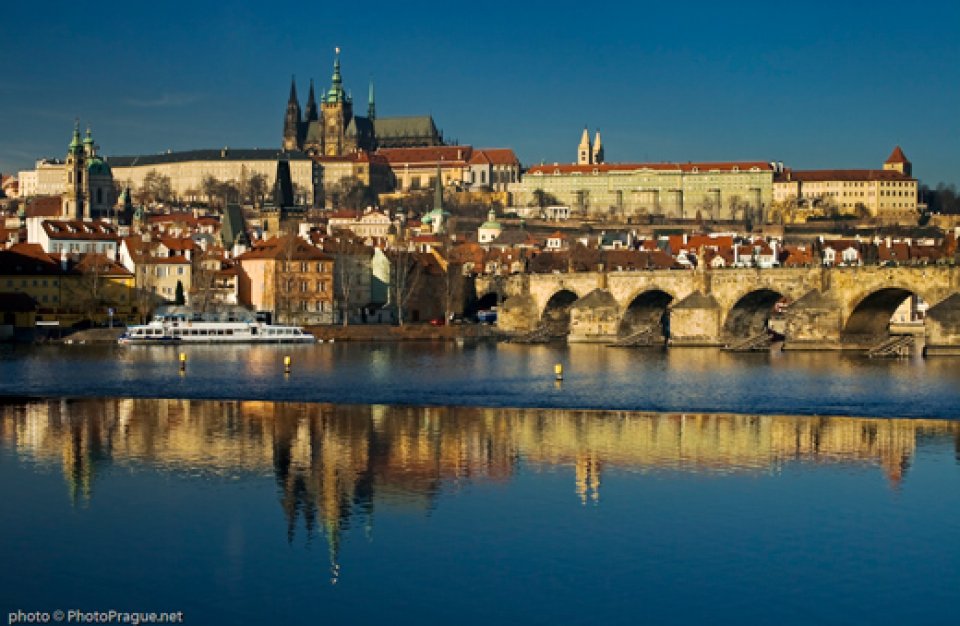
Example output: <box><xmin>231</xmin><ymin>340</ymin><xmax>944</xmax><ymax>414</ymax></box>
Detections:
<box><xmin>430</xmin><ymin>317</ymin><xmax>446</xmax><ymax>326</ymax></box>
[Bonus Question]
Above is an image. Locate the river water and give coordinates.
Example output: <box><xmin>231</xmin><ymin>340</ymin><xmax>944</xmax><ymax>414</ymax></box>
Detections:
<box><xmin>0</xmin><ymin>342</ymin><xmax>958</xmax><ymax>418</ymax></box>
<box><xmin>1</xmin><ymin>344</ymin><xmax>959</xmax><ymax>624</ymax></box>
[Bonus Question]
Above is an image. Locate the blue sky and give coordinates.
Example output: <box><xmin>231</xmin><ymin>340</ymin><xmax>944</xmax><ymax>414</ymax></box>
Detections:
<box><xmin>2</xmin><ymin>0</ymin><xmax>959</xmax><ymax>185</ymax></box>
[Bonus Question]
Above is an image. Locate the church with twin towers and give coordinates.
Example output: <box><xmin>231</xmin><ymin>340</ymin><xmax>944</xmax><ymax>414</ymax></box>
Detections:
<box><xmin>282</xmin><ymin>49</ymin><xmax>444</xmax><ymax>156</ymax></box>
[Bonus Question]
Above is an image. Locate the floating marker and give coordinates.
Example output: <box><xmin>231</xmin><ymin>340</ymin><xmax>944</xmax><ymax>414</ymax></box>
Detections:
<box><xmin>554</xmin><ymin>363</ymin><xmax>563</xmax><ymax>381</ymax></box>
<box><xmin>284</xmin><ymin>355</ymin><xmax>291</xmax><ymax>374</ymax></box>
<box><xmin>179</xmin><ymin>352</ymin><xmax>187</xmax><ymax>372</ymax></box>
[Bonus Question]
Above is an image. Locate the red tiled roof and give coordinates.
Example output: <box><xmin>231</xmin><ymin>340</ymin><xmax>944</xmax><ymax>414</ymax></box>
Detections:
<box><xmin>0</xmin><ymin>244</ymin><xmax>60</xmax><ymax>275</ymax></box>
<box><xmin>377</xmin><ymin>146</ymin><xmax>473</xmax><ymax>165</ymax></box>
<box><xmin>159</xmin><ymin>236</ymin><xmax>198</xmax><ymax>251</ymax></box>
<box><xmin>776</xmin><ymin>169</ymin><xmax>913</xmax><ymax>182</ymax></box>
<box><xmin>526</xmin><ymin>161</ymin><xmax>773</xmax><ymax>175</ymax></box>
<box><xmin>24</xmin><ymin>196</ymin><xmax>62</xmax><ymax>218</ymax></box>
<box><xmin>236</xmin><ymin>235</ymin><xmax>332</xmax><ymax>262</ymax></box>
<box><xmin>314</xmin><ymin>151</ymin><xmax>389</xmax><ymax>165</ymax></box>
<box><xmin>42</xmin><ymin>220</ymin><xmax>119</xmax><ymax>241</ymax></box>
<box><xmin>470</xmin><ymin>149</ymin><xmax>519</xmax><ymax>166</ymax></box>
<box><xmin>885</xmin><ymin>146</ymin><xmax>909</xmax><ymax>164</ymax></box>
<box><xmin>480</xmin><ymin>149</ymin><xmax>519</xmax><ymax>166</ymax></box>
<box><xmin>71</xmin><ymin>253</ymin><xmax>133</xmax><ymax>276</ymax></box>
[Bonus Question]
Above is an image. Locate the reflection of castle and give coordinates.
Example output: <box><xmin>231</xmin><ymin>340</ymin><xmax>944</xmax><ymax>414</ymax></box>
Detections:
<box><xmin>3</xmin><ymin>400</ymin><xmax>958</xmax><ymax>579</ymax></box>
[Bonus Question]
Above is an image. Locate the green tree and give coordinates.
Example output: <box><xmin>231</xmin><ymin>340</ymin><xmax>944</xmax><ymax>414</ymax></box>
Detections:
<box><xmin>174</xmin><ymin>280</ymin><xmax>185</xmax><ymax>306</ymax></box>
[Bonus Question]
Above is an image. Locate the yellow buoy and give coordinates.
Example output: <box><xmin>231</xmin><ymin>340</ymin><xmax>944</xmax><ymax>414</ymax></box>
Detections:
<box><xmin>179</xmin><ymin>352</ymin><xmax>187</xmax><ymax>372</ymax></box>
<box><xmin>554</xmin><ymin>363</ymin><xmax>563</xmax><ymax>381</ymax></box>
<box><xmin>284</xmin><ymin>355</ymin><xmax>291</xmax><ymax>374</ymax></box>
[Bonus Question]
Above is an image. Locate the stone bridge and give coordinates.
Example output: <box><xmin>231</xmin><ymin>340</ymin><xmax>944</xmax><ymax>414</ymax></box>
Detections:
<box><xmin>475</xmin><ymin>265</ymin><xmax>960</xmax><ymax>354</ymax></box>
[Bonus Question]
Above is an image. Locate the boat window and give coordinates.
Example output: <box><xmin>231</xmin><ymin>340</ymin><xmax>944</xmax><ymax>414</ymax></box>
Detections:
<box><xmin>226</xmin><ymin>329</ymin><xmax>233</xmax><ymax>335</ymax></box>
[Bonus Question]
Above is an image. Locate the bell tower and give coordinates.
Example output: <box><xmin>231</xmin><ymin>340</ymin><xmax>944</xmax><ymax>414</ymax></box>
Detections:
<box><xmin>592</xmin><ymin>130</ymin><xmax>604</xmax><ymax>165</ymax></box>
<box><xmin>578</xmin><ymin>126</ymin><xmax>592</xmax><ymax>165</ymax></box>
<box><xmin>63</xmin><ymin>121</ymin><xmax>85</xmax><ymax>219</ymax></box>
<box><xmin>321</xmin><ymin>48</ymin><xmax>353</xmax><ymax>157</ymax></box>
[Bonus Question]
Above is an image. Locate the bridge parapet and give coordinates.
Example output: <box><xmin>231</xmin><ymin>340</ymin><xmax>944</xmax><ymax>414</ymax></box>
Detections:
<box><xmin>475</xmin><ymin>265</ymin><xmax>960</xmax><ymax>352</ymax></box>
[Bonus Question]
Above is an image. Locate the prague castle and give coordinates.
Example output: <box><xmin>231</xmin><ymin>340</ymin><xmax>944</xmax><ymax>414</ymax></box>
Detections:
<box><xmin>282</xmin><ymin>49</ymin><xmax>443</xmax><ymax>156</ymax></box>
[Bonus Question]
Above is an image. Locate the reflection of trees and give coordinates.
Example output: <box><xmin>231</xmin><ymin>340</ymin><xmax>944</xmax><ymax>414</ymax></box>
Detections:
<box><xmin>4</xmin><ymin>400</ymin><xmax>959</xmax><ymax>577</ymax></box>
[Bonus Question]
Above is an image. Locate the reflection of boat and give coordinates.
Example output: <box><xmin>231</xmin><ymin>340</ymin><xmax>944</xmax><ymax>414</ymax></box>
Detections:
<box><xmin>118</xmin><ymin>306</ymin><xmax>314</xmax><ymax>344</ymax></box>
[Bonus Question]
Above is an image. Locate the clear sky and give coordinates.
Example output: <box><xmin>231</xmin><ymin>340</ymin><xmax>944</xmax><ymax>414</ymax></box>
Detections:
<box><xmin>2</xmin><ymin>0</ymin><xmax>958</xmax><ymax>185</ymax></box>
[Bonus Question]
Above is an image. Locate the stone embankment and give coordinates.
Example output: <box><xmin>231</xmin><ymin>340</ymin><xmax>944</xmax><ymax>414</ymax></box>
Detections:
<box><xmin>306</xmin><ymin>323</ymin><xmax>502</xmax><ymax>342</ymax></box>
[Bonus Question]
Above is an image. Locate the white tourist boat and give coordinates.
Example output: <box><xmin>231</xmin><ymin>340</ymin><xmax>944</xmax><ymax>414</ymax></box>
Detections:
<box><xmin>118</xmin><ymin>306</ymin><xmax>315</xmax><ymax>344</ymax></box>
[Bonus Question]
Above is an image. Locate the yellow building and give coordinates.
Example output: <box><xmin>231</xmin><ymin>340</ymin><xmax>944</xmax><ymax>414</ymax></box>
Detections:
<box><xmin>0</xmin><ymin>244</ymin><xmax>64</xmax><ymax>311</ymax></box>
<box><xmin>0</xmin><ymin>244</ymin><xmax>138</xmax><ymax>326</ymax></box>
<box><xmin>108</xmin><ymin>149</ymin><xmax>316</xmax><ymax>205</ymax></box>
<box><xmin>513</xmin><ymin>160</ymin><xmax>775</xmax><ymax>222</ymax></box>
<box><xmin>772</xmin><ymin>147</ymin><xmax>918</xmax><ymax>224</ymax></box>
<box><xmin>236</xmin><ymin>235</ymin><xmax>335</xmax><ymax>324</ymax></box>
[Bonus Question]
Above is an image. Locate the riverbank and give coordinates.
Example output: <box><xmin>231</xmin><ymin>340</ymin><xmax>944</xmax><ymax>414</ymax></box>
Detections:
<box><xmin>43</xmin><ymin>323</ymin><xmax>504</xmax><ymax>344</ymax></box>
<box><xmin>305</xmin><ymin>323</ymin><xmax>502</xmax><ymax>342</ymax></box>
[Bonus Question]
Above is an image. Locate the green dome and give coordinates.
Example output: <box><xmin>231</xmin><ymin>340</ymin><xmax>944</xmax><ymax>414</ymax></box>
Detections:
<box><xmin>86</xmin><ymin>157</ymin><xmax>111</xmax><ymax>176</ymax></box>
<box><xmin>480</xmin><ymin>219</ymin><xmax>501</xmax><ymax>230</ymax></box>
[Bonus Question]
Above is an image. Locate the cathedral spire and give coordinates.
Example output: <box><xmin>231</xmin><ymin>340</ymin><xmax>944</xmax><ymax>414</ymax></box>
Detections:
<box><xmin>288</xmin><ymin>75</ymin><xmax>299</xmax><ymax>105</ymax></box>
<box><xmin>305</xmin><ymin>79</ymin><xmax>318</xmax><ymax>122</ymax></box>
<box><xmin>282</xmin><ymin>76</ymin><xmax>302</xmax><ymax>151</ymax></box>
<box><xmin>326</xmin><ymin>47</ymin><xmax>345</xmax><ymax>103</ymax></box>
<box><xmin>367</xmin><ymin>79</ymin><xmax>376</xmax><ymax>120</ymax></box>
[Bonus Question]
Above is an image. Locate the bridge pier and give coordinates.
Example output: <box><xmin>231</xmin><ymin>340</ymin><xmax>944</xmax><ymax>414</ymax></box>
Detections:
<box><xmin>924</xmin><ymin>294</ymin><xmax>960</xmax><ymax>356</ymax></box>
<box><xmin>782</xmin><ymin>290</ymin><xmax>843</xmax><ymax>350</ymax></box>
<box><xmin>568</xmin><ymin>289</ymin><xmax>619</xmax><ymax>343</ymax></box>
<box><xmin>497</xmin><ymin>294</ymin><xmax>538</xmax><ymax>335</ymax></box>
<box><xmin>668</xmin><ymin>292</ymin><xmax>723</xmax><ymax>347</ymax></box>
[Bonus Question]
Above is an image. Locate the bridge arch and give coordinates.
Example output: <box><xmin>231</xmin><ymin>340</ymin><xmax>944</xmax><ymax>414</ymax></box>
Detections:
<box><xmin>542</xmin><ymin>289</ymin><xmax>580</xmax><ymax>337</ymax></box>
<box><xmin>841</xmin><ymin>286</ymin><xmax>922</xmax><ymax>343</ymax></box>
<box><xmin>722</xmin><ymin>288</ymin><xmax>786</xmax><ymax>339</ymax></box>
<box><xmin>619</xmin><ymin>288</ymin><xmax>675</xmax><ymax>338</ymax></box>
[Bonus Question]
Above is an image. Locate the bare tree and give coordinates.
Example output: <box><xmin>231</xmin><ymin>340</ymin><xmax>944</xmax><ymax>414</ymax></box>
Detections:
<box><xmin>390</xmin><ymin>248</ymin><xmax>423</xmax><ymax>326</ymax></box>
<box><xmin>325</xmin><ymin>231</ymin><xmax>370</xmax><ymax>326</ymax></box>
<box><xmin>138</xmin><ymin>170</ymin><xmax>173</xmax><ymax>205</ymax></box>
<box><xmin>244</xmin><ymin>173</ymin><xmax>269</xmax><ymax>207</ymax></box>
<box><xmin>189</xmin><ymin>252</ymin><xmax>222</xmax><ymax>313</ymax></box>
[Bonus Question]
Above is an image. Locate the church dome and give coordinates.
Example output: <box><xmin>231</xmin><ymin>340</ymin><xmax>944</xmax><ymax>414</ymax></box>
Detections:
<box><xmin>86</xmin><ymin>157</ymin><xmax>112</xmax><ymax>177</ymax></box>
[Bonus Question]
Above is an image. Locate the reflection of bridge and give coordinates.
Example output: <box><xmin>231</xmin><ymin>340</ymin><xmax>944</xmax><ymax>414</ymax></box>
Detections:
<box><xmin>478</xmin><ymin>266</ymin><xmax>960</xmax><ymax>353</ymax></box>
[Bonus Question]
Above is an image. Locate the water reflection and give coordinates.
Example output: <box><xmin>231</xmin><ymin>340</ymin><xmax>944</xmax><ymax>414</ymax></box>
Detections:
<box><xmin>3</xmin><ymin>398</ymin><xmax>958</xmax><ymax>583</ymax></box>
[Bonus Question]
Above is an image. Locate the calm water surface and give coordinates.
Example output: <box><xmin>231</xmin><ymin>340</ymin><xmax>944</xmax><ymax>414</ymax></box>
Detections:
<box><xmin>1</xmin><ymin>399</ymin><xmax>959</xmax><ymax>625</ymax></box>
<box><xmin>2</xmin><ymin>344</ymin><xmax>960</xmax><ymax>624</ymax></box>
<box><xmin>0</xmin><ymin>342</ymin><xmax>958</xmax><ymax>417</ymax></box>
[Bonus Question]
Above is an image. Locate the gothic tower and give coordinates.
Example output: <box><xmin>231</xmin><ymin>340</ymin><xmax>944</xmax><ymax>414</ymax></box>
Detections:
<box><xmin>592</xmin><ymin>130</ymin><xmax>604</xmax><ymax>165</ymax></box>
<box><xmin>282</xmin><ymin>77</ymin><xmax>301</xmax><ymax>151</ymax></box>
<box><xmin>578</xmin><ymin>126</ymin><xmax>592</xmax><ymax>165</ymax></box>
<box><xmin>305</xmin><ymin>80</ymin><xmax>319</xmax><ymax>124</ymax></box>
<box><xmin>321</xmin><ymin>49</ymin><xmax>353</xmax><ymax>157</ymax></box>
